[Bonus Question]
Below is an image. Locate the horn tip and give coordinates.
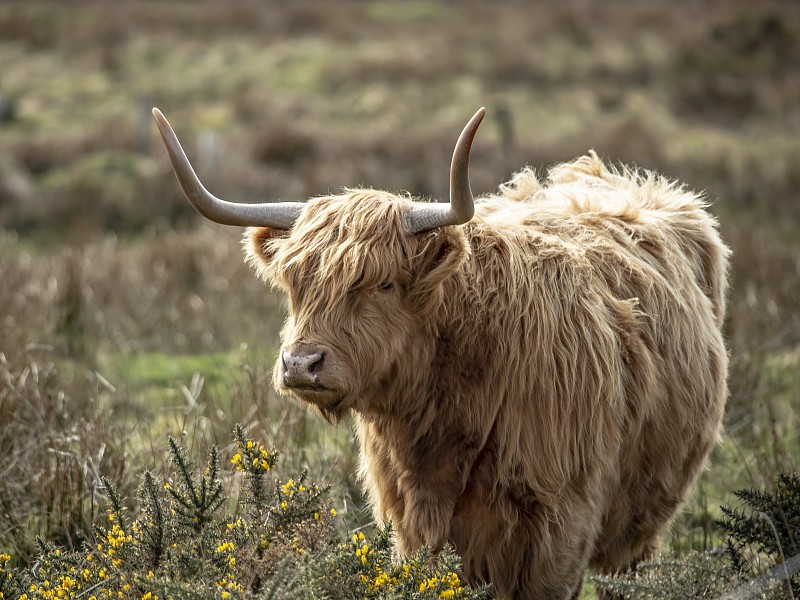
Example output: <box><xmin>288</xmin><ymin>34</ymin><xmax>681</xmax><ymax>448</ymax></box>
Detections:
<box><xmin>152</xmin><ymin>107</ymin><xmax>168</xmax><ymax>129</ymax></box>
<box><xmin>151</xmin><ymin>108</ymin><xmax>173</xmax><ymax>139</ymax></box>
<box><xmin>466</xmin><ymin>107</ymin><xmax>486</xmax><ymax>132</ymax></box>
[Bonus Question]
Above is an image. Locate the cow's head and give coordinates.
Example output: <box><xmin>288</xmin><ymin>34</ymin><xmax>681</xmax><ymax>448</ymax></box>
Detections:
<box><xmin>153</xmin><ymin>108</ymin><xmax>484</xmax><ymax>421</ymax></box>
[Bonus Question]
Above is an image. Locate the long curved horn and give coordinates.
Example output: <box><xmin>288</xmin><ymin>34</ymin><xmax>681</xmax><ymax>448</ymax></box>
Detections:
<box><xmin>403</xmin><ymin>107</ymin><xmax>485</xmax><ymax>234</ymax></box>
<box><xmin>152</xmin><ymin>108</ymin><xmax>302</xmax><ymax>229</ymax></box>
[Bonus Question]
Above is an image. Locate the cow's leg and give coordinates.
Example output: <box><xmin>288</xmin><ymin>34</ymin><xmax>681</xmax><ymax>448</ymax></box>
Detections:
<box><xmin>594</xmin><ymin>542</ymin><xmax>657</xmax><ymax>600</ymax></box>
<box><xmin>392</xmin><ymin>424</ymin><xmax>489</xmax><ymax>553</ymax></box>
<box><xmin>452</xmin><ymin>488</ymin><xmax>597</xmax><ymax>600</ymax></box>
<box><xmin>395</xmin><ymin>484</ymin><xmax>456</xmax><ymax>552</ymax></box>
<box><xmin>514</xmin><ymin>529</ymin><xmax>593</xmax><ymax>600</ymax></box>
<box><xmin>569</xmin><ymin>574</ymin><xmax>585</xmax><ymax>600</ymax></box>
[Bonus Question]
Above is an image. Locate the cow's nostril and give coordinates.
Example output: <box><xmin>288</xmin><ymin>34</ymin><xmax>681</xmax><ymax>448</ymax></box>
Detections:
<box><xmin>308</xmin><ymin>352</ymin><xmax>325</xmax><ymax>375</ymax></box>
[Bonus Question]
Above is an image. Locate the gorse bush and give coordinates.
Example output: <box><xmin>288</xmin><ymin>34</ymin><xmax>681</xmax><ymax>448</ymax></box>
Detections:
<box><xmin>592</xmin><ymin>551</ymin><xmax>738</xmax><ymax>599</ymax></box>
<box><xmin>593</xmin><ymin>471</ymin><xmax>800</xmax><ymax>599</ymax></box>
<box><xmin>717</xmin><ymin>471</ymin><xmax>800</xmax><ymax>598</ymax></box>
<box><xmin>321</xmin><ymin>528</ymin><xmax>474</xmax><ymax>599</ymax></box>
<box><xmin>0</xmin><ymin>426</ymin><xmax>488</xmax><ymax>600</ymax></box>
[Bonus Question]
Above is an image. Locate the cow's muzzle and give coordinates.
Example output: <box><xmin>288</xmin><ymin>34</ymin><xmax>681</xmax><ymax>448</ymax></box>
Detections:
<box><xmin>279</xmin><ymin>343</ymin><xmax>328</xmax><ymax>389</ymax></box>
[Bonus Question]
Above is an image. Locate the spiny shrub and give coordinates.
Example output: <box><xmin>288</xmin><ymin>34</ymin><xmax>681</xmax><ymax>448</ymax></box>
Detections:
<box><xmin>319</xmin><ymin>526</ymin><xmax>473</xmax><ymax>599</ymax></box>
<box><xmin>593</xmin><ymin>471</ymin><xmax>800</xmax><ymax>599</ymax></box>
<box><xmin>592</xmin><ymin>551</ymin><xmax>739</xmax><ymax>599</ymax></box>
<box><xmin>0</xmin><ymin>425</ymin><xmax>488</xmax><ymax>600</ymax></box>
<box><xmin>717</xmin><ymin>471</ymin><xmax>800</xmax><ymax>598</ymax></box>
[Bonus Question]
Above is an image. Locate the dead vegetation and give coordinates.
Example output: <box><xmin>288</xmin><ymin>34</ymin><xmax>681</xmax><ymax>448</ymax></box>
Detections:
<box><xmin>0</xmin><ymin>0</ymin><xmax>798</xmax><ymax>594</ymax></box>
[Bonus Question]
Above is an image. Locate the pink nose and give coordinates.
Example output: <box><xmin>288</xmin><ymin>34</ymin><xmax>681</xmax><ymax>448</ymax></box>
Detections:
<box><xmin>280</xmin><ymin>345</ymin><xmax>326</xmax><ymax>388</ymax></box>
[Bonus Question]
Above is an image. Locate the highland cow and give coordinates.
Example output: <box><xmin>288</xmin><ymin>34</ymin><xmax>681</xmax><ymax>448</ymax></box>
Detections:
<box><xmin>153</xmin><ymin>107</ymin><xmax>729</xmax><ymax>599</ymax></box>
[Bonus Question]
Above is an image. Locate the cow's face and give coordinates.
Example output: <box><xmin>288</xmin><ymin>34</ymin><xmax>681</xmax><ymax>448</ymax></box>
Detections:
<box><xmin>245</xmin><ymin>191</ymin><xmax>468</xmax><ymax>421</ymax></box>
<box><xmin>150</xmin><ymin>106</ymin><xmax>483</xmax><ymax>420</ymax></box>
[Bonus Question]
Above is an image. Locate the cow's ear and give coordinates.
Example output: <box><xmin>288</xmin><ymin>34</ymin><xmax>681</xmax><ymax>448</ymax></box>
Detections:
<box><xmin>244</xmin><ymin>226</ymin><xmax>288</xmax><ymax>282</ymax></box>
<box><xmin>409</xmin><ymin>226</ymin><xmax>469</xmax><ymax>314</ymax></box>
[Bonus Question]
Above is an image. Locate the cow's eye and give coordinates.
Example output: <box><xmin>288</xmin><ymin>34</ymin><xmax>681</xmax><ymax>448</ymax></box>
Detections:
<box><xmin>377</xmin><ymin>281</ymin><xmax>394</xmax><ymax>292</ymax></box>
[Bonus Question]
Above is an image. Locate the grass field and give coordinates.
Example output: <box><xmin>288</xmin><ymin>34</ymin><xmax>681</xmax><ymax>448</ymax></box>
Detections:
<box><xmin>1</xmin><ymin>1</ymin><xmax>799</xmax><ymax>597</ymax></box>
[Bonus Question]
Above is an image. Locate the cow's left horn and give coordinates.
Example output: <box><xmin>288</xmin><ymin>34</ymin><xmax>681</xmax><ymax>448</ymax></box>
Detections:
<box><xmin>152</xmin><ymin>108</ymin><xmax>302</xmax><ymax>229</ymax></box>
<box><xmin>403</xmin><ymin>107</ymin><xmax>485</xmax><ymax>234</ymax></box>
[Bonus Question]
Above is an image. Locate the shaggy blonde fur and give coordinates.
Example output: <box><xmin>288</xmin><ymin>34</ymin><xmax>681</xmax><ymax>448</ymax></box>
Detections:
<box><xmin>245</xmin><ymin>152</ymin><xmax>729</xmax><ymax>599</ymax></box>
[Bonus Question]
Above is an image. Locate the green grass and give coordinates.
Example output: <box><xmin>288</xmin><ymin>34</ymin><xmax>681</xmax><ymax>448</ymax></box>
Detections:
<box><xmin>102</xmin><ymin>349</ymin><xmax>258</xmax><ymax>390</ymax></box>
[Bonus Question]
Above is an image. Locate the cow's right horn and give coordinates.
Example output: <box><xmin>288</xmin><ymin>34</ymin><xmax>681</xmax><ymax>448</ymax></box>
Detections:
<box><xmin>403</xmin><ymin>107</ymin><xmax>485</xmax><ymax>234</ymax></box>
<box><xmin>152</xmin><ymin>108</ymin><xmax>302</xmax><ymax>229</ymax></box>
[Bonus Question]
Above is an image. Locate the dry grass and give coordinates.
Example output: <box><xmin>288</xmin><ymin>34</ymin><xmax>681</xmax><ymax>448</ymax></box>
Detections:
<box><xmin>0</xmin><ymin>1</ymin><xmax>798</xmax><ymax>595</ymax></box>
<box><xmin>0</xmin><ymin>351</ymin><xmax>127</xmax><ymax>560</ymax></box>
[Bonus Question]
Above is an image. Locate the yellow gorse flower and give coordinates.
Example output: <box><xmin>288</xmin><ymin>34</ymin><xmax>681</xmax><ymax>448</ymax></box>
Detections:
<box><xmin>442</xmin><ymin>571</ymin><xmax>461</xmax><ymax>588</ymax></box>
<box><xmin>216</xmin><ymin>577</ymin><xmax>244</xmax><ymax>596</ymax></box>
<box><xmin>354</xmin><ymin>534</ymin><xmax>372</xmax><ymax>565</ymax></box>
<box><xmin>234</xmin><ymin>437</ymin><xmax>276</xmax><ymax>474</ymax></box>
<box><xmin>215</xmin><ymin>542</ymin><xmax>235</xmax><ymax>553</ymax></box>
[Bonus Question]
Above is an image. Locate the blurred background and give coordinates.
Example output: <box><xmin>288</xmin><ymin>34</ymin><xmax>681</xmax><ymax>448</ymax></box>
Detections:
<box><xmin>1</xmin><ymin>0</ymin><xmax>799</xmax><ymax>573</ymax></box>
